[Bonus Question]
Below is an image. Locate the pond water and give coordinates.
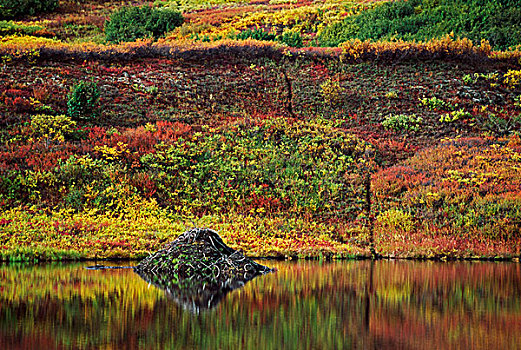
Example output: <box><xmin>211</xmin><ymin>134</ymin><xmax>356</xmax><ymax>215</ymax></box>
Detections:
<box><xmin>1</xmin><ymin>260</ymin><xmax>520</xmax><ymax>349</ymax></box>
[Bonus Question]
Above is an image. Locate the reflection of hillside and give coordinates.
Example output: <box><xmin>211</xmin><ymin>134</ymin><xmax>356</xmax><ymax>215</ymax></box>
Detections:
<box><xmin>135</xmin><ymin>268</ymin><xmax>263</xmax><ymax>313</ymax></box>
<box><xmin>1</xmin><ymin>261</ymin><xmax>520</xmax><ymax>349</ymax></box>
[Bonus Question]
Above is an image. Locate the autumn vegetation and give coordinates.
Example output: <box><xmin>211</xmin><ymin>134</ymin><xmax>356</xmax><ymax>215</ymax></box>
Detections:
<box><xmin>0</xmin><ymin>0</ymin><xmax>520</xmax><ymax>261</ymax></box>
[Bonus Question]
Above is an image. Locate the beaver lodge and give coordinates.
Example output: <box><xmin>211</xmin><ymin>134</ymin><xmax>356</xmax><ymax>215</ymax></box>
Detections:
<box><xmin>134</xmin><ymin>228</ymin><xmax>273</xmax><ymax>312</ymax></box>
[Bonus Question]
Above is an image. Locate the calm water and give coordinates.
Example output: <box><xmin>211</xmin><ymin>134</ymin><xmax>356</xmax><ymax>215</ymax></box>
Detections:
<box><xmin>1</xmin><ymin>260</ymin><xmax>520</xmax><ymax>349</ymax></box>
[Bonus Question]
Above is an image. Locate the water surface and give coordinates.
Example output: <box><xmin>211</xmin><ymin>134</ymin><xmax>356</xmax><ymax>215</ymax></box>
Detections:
<box><xmin>1</xmin><ymin>260</ymin><xmax>520</xmax><ymax>349</ymax></box>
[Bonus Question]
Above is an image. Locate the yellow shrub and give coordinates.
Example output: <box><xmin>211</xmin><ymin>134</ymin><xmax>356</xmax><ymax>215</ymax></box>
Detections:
<box><xmin>503</xmin><ymin>69</ymin><xmax>521</xmax><ymax>89</ymax></box>
<box><xmin>30</xmin><ymin>114</ymin><xmax>76</xmax><ymax>147</ymax></box>
<box><xmin>320</xmin><ymin>78</ymin><xmax>344</xmax><ymax>104</ymax></box>
<box><xmin>94</xmin><ymin>142</ymin><xmax>130</xmax><ymax>161</ymax></box>
<box><xmin>377</xmin><ymin>209</ymin><xmax>414</xmax><ymax>233</ymax></box>
<box><xmin>340</xmin><ymin>34</ymin><xmax>494</xmax><ymax>61</ymax></box>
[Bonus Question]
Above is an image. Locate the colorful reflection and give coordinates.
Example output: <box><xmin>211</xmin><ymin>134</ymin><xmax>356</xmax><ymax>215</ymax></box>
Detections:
<box><xmin>1</xmin><ymin>260</ymin><xmax>520</xmax><ymax>349</ymax></box>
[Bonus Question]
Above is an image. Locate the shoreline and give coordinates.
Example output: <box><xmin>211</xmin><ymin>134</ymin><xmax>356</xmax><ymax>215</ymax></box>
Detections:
<box><xmin>1</xmin><ymin>251</ymin><xmax>519</xmax><ymax>263</ymax></box>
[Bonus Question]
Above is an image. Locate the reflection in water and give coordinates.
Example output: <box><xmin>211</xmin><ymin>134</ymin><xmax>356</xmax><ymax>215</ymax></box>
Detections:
<box><xmin>135</xmin><ymin>267</ymin><xmax>266</xmax><ymax>313</ymax></box>
<box><xmin>1</xmin><ymin>260</ymin><xmax>520</xmax><ymax>349</ymax></box>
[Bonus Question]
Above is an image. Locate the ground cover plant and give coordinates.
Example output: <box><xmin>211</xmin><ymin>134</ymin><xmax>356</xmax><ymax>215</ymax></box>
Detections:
<box><xmin>0</xmin><ymin>0</ymin><xmax>520</xmax><ymax>261</ymax></box>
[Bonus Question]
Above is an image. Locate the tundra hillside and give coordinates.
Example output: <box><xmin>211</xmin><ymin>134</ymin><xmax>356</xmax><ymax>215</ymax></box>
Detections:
<box><xmin>1</xmin><ymin>0</ymin><xmax>520</xmax><ymax>261</ymax></box>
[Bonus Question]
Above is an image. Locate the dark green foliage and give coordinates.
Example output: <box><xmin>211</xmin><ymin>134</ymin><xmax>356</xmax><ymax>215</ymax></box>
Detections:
<box><xmin>104</xmin><ymin>6</ymin><xmax>184</xmax><ymax>43</ymax></box>
<box><xmin>277</xmin><ymin>32</ymin><xmax>303</xmax><ymax>48</ymax></box>
<box><xmin>0</xmin><ymin>171</ymin><xmax>25</xmax><ymax>205</ymax></box>
<box><xmin>64</xmin><ymin>187</ymin><xmax>85</xmax><ymax>212</ymax></box>
<box><xmin>236</xmin><ymin>29</ymin><xmax>276</xmax><ymax>41</ymax></box>
<box><xmin>0</xmin><ymin>0</ymin><xmax>58</xmax><ymax>19</ymax></box>
<box><xmin>67</xmin><ymin>81</ymin><xmax>100</xmax><ymax>121</ymax></box>
<box><xmin>318</xmin><ymin>0</ymin><xmax>521</xmax><ymax>50</ymax></box>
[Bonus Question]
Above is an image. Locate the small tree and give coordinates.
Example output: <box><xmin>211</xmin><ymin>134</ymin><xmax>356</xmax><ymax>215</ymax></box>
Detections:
<box><xmin>67</xmin><ymin>81</ymin><xmax>100</xmax><ymax>121</ymax></box>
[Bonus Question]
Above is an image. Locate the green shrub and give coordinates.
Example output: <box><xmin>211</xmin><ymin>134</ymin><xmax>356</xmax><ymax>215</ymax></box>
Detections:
<box><xmin>55</xmin><ymin>155</ymin><xmax>104</xmax><ymax>187</ymax></box>
<box><xmin>0</xmin><ymin>171</ymin><xmax>25</xmax><ymax>205</ymax></box>
<box><xmin>462</xmin><ymin>72</ymin><xmax>500</xmax><ymax>86</ymax></box>
<box><xmin>317</xmin><ymin>0</ymin><xmax>417</xmax><ymax>47</ymax></box>
<box><xmin>318</xmin><ymin>0</ymin><xmax>521</xmax><ymax>50</ymax></box>
<box><xmin>439</xmin><ymin>109</ymin><xmax>471</xmax><ymax>123</ymax></box>
<box><xmin>277</xmin><ymin>31</ymin><xmax>303</xmax><ymax>48</ymax></box>
<box><xmin>0</xmin><ymin>20</ymin><xmax>43</xmax><ymax>35</ymax></box>
<box><xmin>385</xmin><ymin>91</ymin><xmax>399</xmax><ymax>99</ymax></box>
<box><xmin>105</xmin><ymin>6</ymin><xmax>183</xmax><ymax>43</ymax></box>
<box><xmin>67</xmin><ymin>81</ymin><xmax>100</xmax><ymax>121</ymax></box>
<box><xmin>0</xmin><ymin>0</ymin><xmax>58</xmax><ymax>19</ymax></box>
<box><xmin>514</xmin><ymin>95</ymin><xmax>521</xmax><ymax>109</ymax></box>
<box><xmin>236</xmin><ymin>29</ymin><xmax>276</xmax><ymax>41</ymax></box>
<box><xmin>419</xmin><ymin>96</ymin><xmax>449</xmax><ymax>111</ymax></box>
<box><xmin>382</xmin><ymin>114</ymin><xmax>423</xmax><ymax>132</ymax></box>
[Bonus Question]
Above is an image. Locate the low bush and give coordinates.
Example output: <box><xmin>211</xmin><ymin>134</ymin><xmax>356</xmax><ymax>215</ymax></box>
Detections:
<box><xmin>236</xmin><ymin>29</ymin><xmax>276</xmax><ymax>41</ymax></box>
<box><xmin>318</xmin><ymin>0</ymin><xmax>521</xmax><ymax>50</ymax></box>
<box><xmin>439</xmin><ymin>109</ymin><xmax>471</xmax><ymax>123</ymax></box>
<box><xmin>277</xmin><ymin>31</ymin><xmax>303</xmax><ymax>48</ymax></box>
<box><xmin>477</xmin><ymin>112</ymin><xmax>521</xmax><ymax>135</ymax></box>
<box><xmin>30</xmin><ymin>114</ymin><xmax>76</xmax><ymax>148</ymax></box>
<box><xmin>0</xmin><ymin>21</ymin><xmax>43</xmax><ymax>36</ymax></box>
<box><xmin>377</xmin><ymin>209</ymin><xmax>414</xmax><ymax>234</ymax></box>
<box><xmin>320</xmin><ymin>79</ymin><xmax>344</xmax><ymax>104</ymax></box>
<box><xmin>139</xmin><ymin>118</ymin><xmax>371</xmax><ymax>216</ymax></box>
<box><xmin>382</xmin><ymin>114</ymin><xmax>423</xmax><ymax>132</ymax></box>
<box><xmin>419</xmin><ymin>96</ymin><xmax>449</xmax><ymax>111</ymax></box>
<box><xmin>373</xmin><ymin>137</ymin><xmax>521</xmax><ymax>242</ymax></box>
<box><xmin>105</xmin><ymin>6</ymin><xmax>183</xmax><ymax>43</ymax></box>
